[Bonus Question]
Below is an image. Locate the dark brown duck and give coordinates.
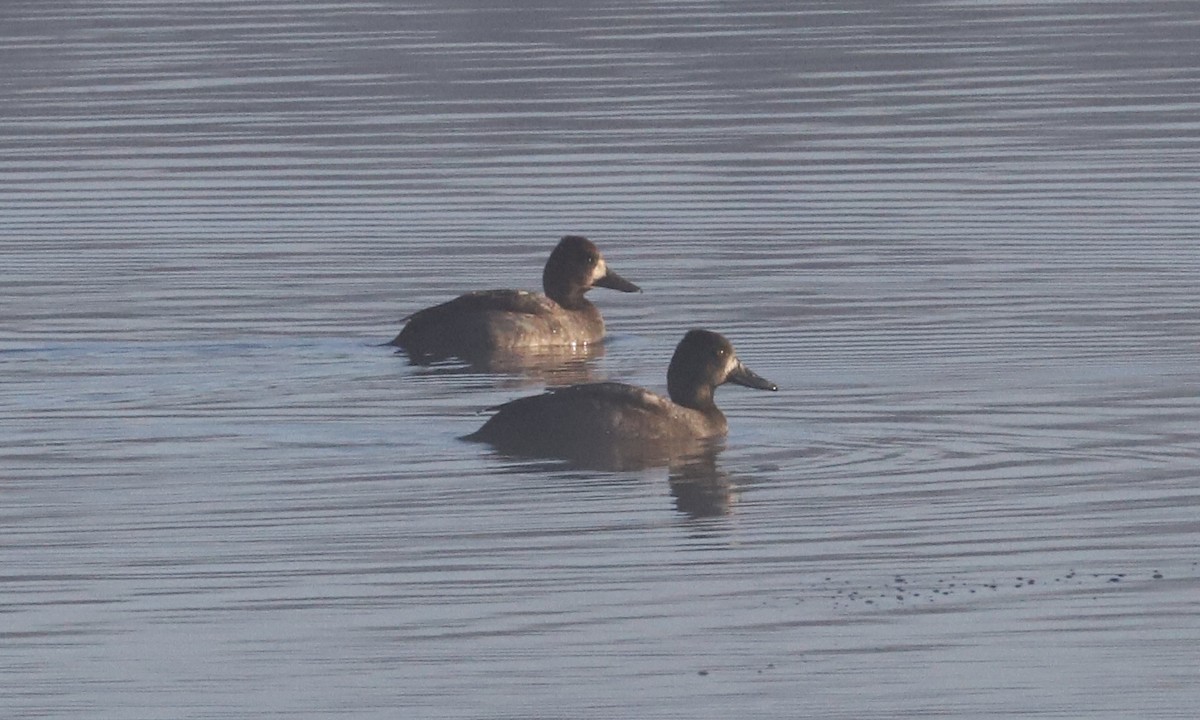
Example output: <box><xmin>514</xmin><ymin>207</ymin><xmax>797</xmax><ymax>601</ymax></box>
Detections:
<box><xmin>465</xmin><ymin>329</ymin><xmax>778</xmax><ymax>468</ymax></box>
<box><xmin>390</xmin><ymin>235</ymin><xmax>640</xmax><ymax>361</ymax></box>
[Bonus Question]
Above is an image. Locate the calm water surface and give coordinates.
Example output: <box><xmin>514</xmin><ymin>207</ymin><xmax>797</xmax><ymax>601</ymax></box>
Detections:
<box><xmin>3</xmin><ymin>1</ymin><xmax>1200</xmax><ymax>717</ymax></box>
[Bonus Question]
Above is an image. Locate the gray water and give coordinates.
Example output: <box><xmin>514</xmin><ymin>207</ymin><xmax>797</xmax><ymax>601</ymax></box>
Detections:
<box><xmin>3</xmin><ymin>1</ymin><xmax>1200</xmax><ymax>717</ymax></box>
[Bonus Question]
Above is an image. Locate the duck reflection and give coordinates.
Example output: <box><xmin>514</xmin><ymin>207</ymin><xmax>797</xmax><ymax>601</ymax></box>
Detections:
<box><xmin>481</xmin><ymin>441</ymin><xmax>740</xmax><ymax>518</ymax></box>
<box><xmin>667</xmin><ymin>449</ymin><xmax>738</xmax><ymax>518</ymax></box>
<box><xmin>403</xmin><ymin>341</ymin><xmax>605</xmax><ymax>387</ymax></box>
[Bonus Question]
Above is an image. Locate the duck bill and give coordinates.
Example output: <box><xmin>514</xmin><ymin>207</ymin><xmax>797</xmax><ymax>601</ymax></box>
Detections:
<box><xmin>593</xmin><ymin>268</ymin><xmax>641</xmax><ymax>293</ymax></box>
<box><xmin>727</xmin><ymin>361</ymin><xmax>778</xmax><ymax>391</ymax></box>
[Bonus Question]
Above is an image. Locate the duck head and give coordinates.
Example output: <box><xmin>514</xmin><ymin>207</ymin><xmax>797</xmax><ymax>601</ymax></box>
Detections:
<box><xmin>667</xmin><ymin>329</ymin><xmax>778</xmax><ymax>411</ymax></box>
<box><xmin>542</xmin><ymin>235</ymin><xmax>640</xmax><ymax>308</ymax></box>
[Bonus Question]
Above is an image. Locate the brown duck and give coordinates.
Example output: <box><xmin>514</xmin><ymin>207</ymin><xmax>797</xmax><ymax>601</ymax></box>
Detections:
<box><xmin>390</xmin><ymin>235</ymin><xmax>640</xmax><ymax>361</ymax></box>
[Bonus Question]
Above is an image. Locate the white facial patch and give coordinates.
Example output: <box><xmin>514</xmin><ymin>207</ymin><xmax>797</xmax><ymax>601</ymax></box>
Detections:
<box><xmin>723</xmin><ymin>354</ymin><xmax>739</xmax><ymax>378</ymax></box>
<box><xmin>590</xmin><ymin>259</ymin><xmax>608</xmax><ymax>283</ymax></box>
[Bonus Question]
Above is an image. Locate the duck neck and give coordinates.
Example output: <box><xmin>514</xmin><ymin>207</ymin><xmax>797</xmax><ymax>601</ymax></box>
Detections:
<box><xmin>543</xmin><ymin>276</ymin><xmax>591</xmax><ymax>310</ymax></box>
<box><xmin>668</xmin><ymin>379</ymin><xmax>718</xmax><ymax>413</ymax></box>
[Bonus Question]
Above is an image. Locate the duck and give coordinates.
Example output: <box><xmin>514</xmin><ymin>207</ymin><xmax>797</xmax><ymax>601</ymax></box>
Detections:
<box><xmin>390</xmin><ymin>235</ymin><xmax>640</xmax><ymax>361</ymax></box>
<box><xmin>465</xmin><ymin>329</ymin><xmax>777</xmax><ymax>468</ymax></box>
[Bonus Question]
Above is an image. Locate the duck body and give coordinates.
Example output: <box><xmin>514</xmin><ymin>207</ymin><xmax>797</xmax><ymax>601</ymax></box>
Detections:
<box><xmin>391</xmin><ymin>236</ymin><xmax>638</xmax><ymax>361</ymax></box>
<box><xmin>393</xmin><ymin>289</ymin><xmax>606</xmax><ymax>359</ymax></box>
<box><xmin>466</xmin><ymin>381</ymin><xmax>727</xmax><ymax>466</ymax></box>
<box><xmin>465</xmin><ymin>329</ymin><xmax>777</xmax><ymax>468</ymax></box>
